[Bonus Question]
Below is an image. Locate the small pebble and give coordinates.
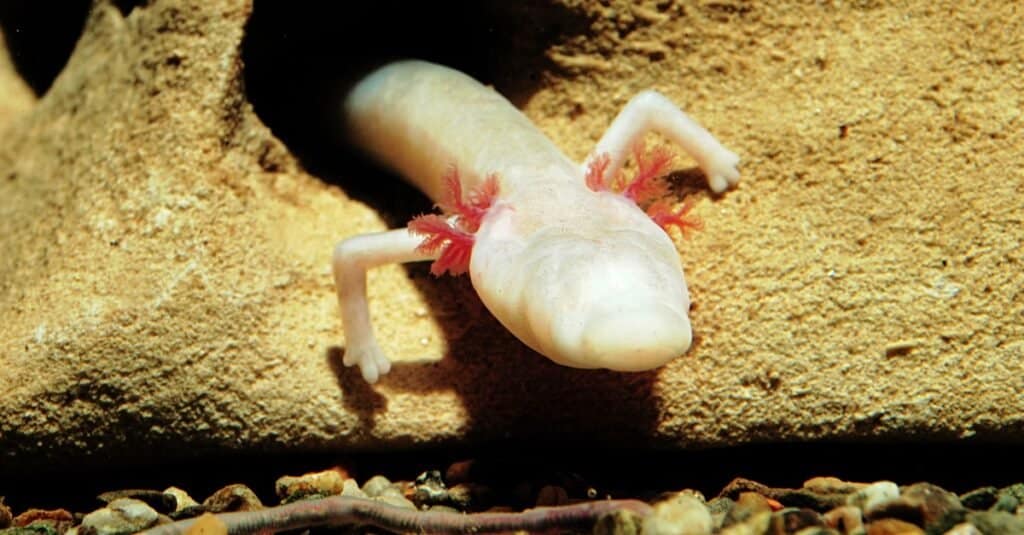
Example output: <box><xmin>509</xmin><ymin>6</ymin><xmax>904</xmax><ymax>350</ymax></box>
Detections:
<box><xmin>642</xmin><ymin>493</ymin><xmax>712</xmax><ymax>535</ymax></box>
<box><xmin>162</xmin><ymin>487</ymin><xmax>199</xmax><ymax>512</ymax></box>
<box><xmin>865</xmin><ymin>518</ymin><xmax>924</xmax><ymax>534</ymax></box>
<box><xmin>770</xmin><ymin>507</ymin><xmax>825</xmax><ymax>534</ymax></box>
<box><xmin>959</xmin><ymin>487</ymin><xmax>998</xmax><ymax>510</ymax></box>
<box><xmin>719</xmin><ymin>510</ymin><xmax>771</xmax><ymax>535</ymax></box>
<box><xmin>11</xmin><ymin>509</ymin><xmax>74</xmax><ymax>531</ymax></box>
<box><xmin>202</xmin><ymin>485</ymin><xmax>262</xmax><ymax>513</ymax></box>
<box><xmin>444</xmin><ymin>484</ymin><xmax>478</xmax><ymax>509</ymax></box>
<box><xmin>965</xmin><ymin>510</ymin><xmax>1024</xmax><ymax>534</ymax></box>
<box><xmin>792</xmin><ymin>528</ymin><xmax>838</xmax><ymax>535</ymax></box>
<box><xmin>803</xmin><ymin>477</ymin><xmax>867</xmax><ymax>495</ymax></box>
<box><xmin>339</xmin><ymin>478</ymin><xmax>367</xmax><ymax>499</ymax></box>
<box><xmin>723</xmin><ymin>491</ymin><xmax>774</xmax><ymax>527</ymax></box>
<box><xmin>162</xmin><ymin>487</ymin><xmax>204</xmax><ymax>519</ymax></box>
<box><xmin>274</xmin><ymin>468</ymin><xmax>347</xmax><ymax>500</ymax></box>
<box><xmin>411</xmin><ymin>470</ymin><xmax>448</xmax><ymax>506</ymax></box>
<box><xmin>822</xmin><ymin>505</ymin><xmax>863</xmax><ymax>533</ymax></box>
<box><xmin>847</xmin><ymin>481</ymin><xmax>900</xmax><ymax>512</ymax></box>
<box><xmin>867</xmin><ymin>482</ymin><xmax>965</xmax><ymax>533</ymax></box>
<box><xmin>593</xmin><ymin>509</ymin><xmax>643</xmax><ymax>535</ymax></box>
<box><xmin>79</xmin><ymin>498</ymin><xmax>159</xmax><ymax>535</ymax></box>
<box><xmin>445</xmin><ymin>459</ymin><xmax>476</xmax><ymax>484</ymax></box>
<box><xmin>361</xmin><ymin>475</ymin><xmax>395</xmax><ymax>498</ymax></box>
<box><xmin>944</xmin><ymin>522</ymin><xmax>982</xmax><ymax>535</ymax></box>
<box><xmin>536</xmin><ymin>485</ymin><xmax>570</xmax><ymax>507</ymax></box>
<box><xmin>97</xmin><ymin>490</ymin><xmax>174</xmax><ymax>514</ymax></box>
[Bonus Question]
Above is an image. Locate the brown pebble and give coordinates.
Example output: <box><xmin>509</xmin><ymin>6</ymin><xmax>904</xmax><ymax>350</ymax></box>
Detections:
<box><xmin>274</xmin><ymin>468</ymin><xmax>347</xmax><ymax>500</ymax></box>
<box><xmin>593</xmin><ymin>509</ymin><xmax>644</xmax><ymax>535</ymax></box>
<box><xmin>866</xmin><ymin>482</ymin><xmax>965</xmax><ymax>533</ymax></box>
<box><xmin>865</xmin><ymin>518</ymin><xmax>924</xmax><ymax>534</ymax></box>
<box><xmin>0</xmin><ymin>499</ymin><xmax>11</xmax><ymax>529</ymax></box>
<box><xmin>823</xmin><ymin>505</ymin><xmax>863</xmax><ymax>533</ymax></box>
<box><xmin>803</xmin><ymin>477</ymin><xmax>868</xmax><ymax>495</ymax></box>
<box><xmin>445</xmin><ymin>459</ymin><xmax>476</xmax><ymax>484</ymax></box>
<box><xmin>770</xmin><ymin>507</ymin><xmax>825</xmax><ymax>533</ymax></box>
<box><xmin>12</xmin><ymin>508</ymin><xmax>74</xmax><ymax>530</ymax></box>
<box><xmin>535</xmin><ymin>485</ymin><xmax>570</xmax><ymax>507</ymax></box>
<box><xmin>719</xmin><ymin>510</ymin><xmax>771</xmax><ymax>535</ymax></box>
<box><xmin>203</xmin><ymin>484</ymin><xmax>263</xmax><ymax>513</ymax></box>
<box><xmin>97</xmin><ymin>489</ymin><xmax>176</xmax><ymax>513</ymax></box>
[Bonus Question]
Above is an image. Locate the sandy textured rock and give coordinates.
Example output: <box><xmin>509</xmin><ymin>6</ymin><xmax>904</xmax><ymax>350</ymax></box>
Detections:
<box><xmin>0</xmin><ymin>26</ymin><xmax>37</xmax><ymax>131</ymax></box>
<box><xmin>0</xmin><ymin>0</ymin><xmax>1021</xmax><ymax>473</ymax></box>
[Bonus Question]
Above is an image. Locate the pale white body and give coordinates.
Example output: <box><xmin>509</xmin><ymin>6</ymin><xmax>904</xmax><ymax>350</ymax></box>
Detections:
<box><xmin>334</xmin><ymin>61</ymin><xmax>740</xmax><ymax>383</ymax></box>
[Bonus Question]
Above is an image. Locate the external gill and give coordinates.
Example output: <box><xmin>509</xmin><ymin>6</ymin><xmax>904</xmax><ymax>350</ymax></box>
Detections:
<box><xmin>408</xmin><ymin>168</ymin><xmax>500</xmax><ymax>276</ymax></box>
<box><xmin>585</xmin><ymin>142</ymin><xmax>703</xmax><ymax>238</ymax></box>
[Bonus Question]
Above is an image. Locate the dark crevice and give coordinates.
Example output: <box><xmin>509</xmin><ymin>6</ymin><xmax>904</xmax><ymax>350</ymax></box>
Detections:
<box><xmin>241</xmin><ymin>1</ymin><xmax>586</xmax><ymax>221</ymax></box>
<box><xmin>0</xmin><ymin>0</ymin><xmax>91</xmax><ymax>96</ymax></box>
<box><xmin>112</xmin><ymin>0</ymin><xmax>147</xmax><ymax>18</ymax></box>
<box><xmin>4</xmin><ymin>441</ymin><xmax>1024</xmax><ymax>515</ymax></box>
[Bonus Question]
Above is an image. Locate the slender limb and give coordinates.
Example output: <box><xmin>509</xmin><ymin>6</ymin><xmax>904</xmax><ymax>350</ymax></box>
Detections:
<box><xmin>585</xmin><ymin>90</ymin><xmax>741</xmax><ymax>193</ymax></box>
<box><xmin>332</xmin><ymin>228</ymin><xmax>435</xmax><ymax>383</ymax></box>
<box><xmin>139</xmin><ymin>496</ymin><xmax>654</xmax><ymax>535</ymax></box>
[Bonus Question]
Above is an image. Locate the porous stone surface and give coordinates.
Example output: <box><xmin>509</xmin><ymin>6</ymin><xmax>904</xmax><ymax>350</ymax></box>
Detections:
<box><xmin>0</xmin><ymin>0</ymin><xmax>1021</xmax><ymax>473</ymax></box>
<box><xmin>0</xmin><ymin>27</ymin><xmax>36</xmax><ymax>130</ymax></box>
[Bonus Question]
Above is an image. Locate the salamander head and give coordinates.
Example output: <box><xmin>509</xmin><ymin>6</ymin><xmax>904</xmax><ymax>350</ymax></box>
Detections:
<box><xmin>470</xmin><ymin>195</ymin><xmax>693</xmax><ymax>372</ymax></box>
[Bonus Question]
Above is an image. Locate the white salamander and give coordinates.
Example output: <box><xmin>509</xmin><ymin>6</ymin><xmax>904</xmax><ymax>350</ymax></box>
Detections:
<box><xmin>333</xmin><ymin>60</ymin><xmax>740</xmax><ymax>383</ymax></box>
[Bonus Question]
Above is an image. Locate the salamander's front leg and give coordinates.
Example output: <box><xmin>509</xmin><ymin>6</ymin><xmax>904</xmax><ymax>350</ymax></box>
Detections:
<box><xmin>586</xmin><ymin>90</ymin><xmax>741</xmax><ymax>192</ymax></box>
<box><xmin>332</xmin><ymin>228</ymin><xmax>435</xmax><ymax>383</ymax></box>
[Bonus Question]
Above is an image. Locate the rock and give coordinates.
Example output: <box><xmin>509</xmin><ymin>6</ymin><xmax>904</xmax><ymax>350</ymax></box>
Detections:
<box><xmin>848</xmin><ymin>481</ymin><xmax>900</xmax><ymax>513</ymax></box>
<box><xmin>866</xmin><ymin>483</ymin><xmax>965</xmax><ymax>534</ymax></box>
<box><xmin>803</xmin><ymin>477</ymin><xmax>868</xmax><ymax>496</ymax></box>
<box><xmin>706</xmin><ymin>497</ymin><xmax>736</xmax><ymax>530</ymax></box>
<box><xmin>641</xmin><ymin>493</ymin><xmax>713</xmax><ymax>535</ymax></box>
<box><xmin>97</xmin><ymin>490</ymin><xmax>175</xmax><ymax>514</ymax></box>
<box><xmin>2</xmin><ymin>0</ymin><xmax>1023</xmax><ymax>472</ymax></box>
<box><xmin>0</xmin><ymin>26</ymin><xmax>35</xmax><ymax>130</ymax></box>
<box><xmin>0</xmin><ymin>499</ymin><xmax>10</xmax><ymax>529</ymax></box>
<box><xmin>361</xmin><ymin>475</ymin><xmax>396</xmax><ymax>498</ymax></box>
<box><xmin>78</xmin><ymin>498</ymin><xmax>158</xmax><ymax>535</ymax></box>
<box><xmin>719</xmin><ymin>511</ymin><xmax>771</xmax><ymax>535</ymax></box>
<box><xmin>0</xmin><ymin>527</ymin><xmax>61</xmax><ymax>535</ymax></box>
<box><xmin>769</xmin><ymin>508</ymin><xmax>825</xmax><ymax>534</ymax></box>
<box><xmin>202</xmin><ymin>485</ymin><xmax>262</xmax><ymax>513</ymax></box>
<box><xmin>964</xmin><ymin>510</ymin><xmax>1024</xmax><ymax>535</ymax></box>
<box><xmin>823</xmin><ymin>505</ymin><xmax>863</xmax><ymax>534</ymax></box>
<box><xmin>592</xmin><ymin>509</ymin><xmax>642</xmax><ymax>535</ymax></box>
<box><xmin>722</xmin><ymin>492</ymin><xmax>774</xmax><ymax>528</ymax></box>
<box><xmin>865</xmin><ymin>518</ymin><xmax>924</xmax><ymax>534</ymax></box>
<box><xmin>995</xmin><ymin>484</ymin><xmax>1024</xmax><ymax>513</ymax></box>
<box><xmin>959</xmin><ymin>487</ymin><xmax>998</xmax><ymax>511</ymax></box>
<box><xmin>445</xmin><ymin>460</ymin><xmax>476</xmax><ymax>484</ymax></box>
<box><xmin>536</xmin><ymin>485</ymin><xmax>570</xmax><ymax>507</ymax></box>
<box><xmin>275</xmin><ymin>468</ymin><xmax>348</xmax><ymax>500</ymax></box>
<box><xmin>410</xmin><ymin>470</ymin><xmax>449</xmax><ymax>507</ymax></box>
<box><xmin>339</xmin><ymin>479</ymin><xmax>367</xmax><ymax>499</ymax></box>
<box><xmin>162</xmin><ymin>487</ymin><xmax>202</xmax><ymax>518</ymax></box>
<box><xmin>10</xmin><ymin>509</ymin><xmax>74</xmax><ymax>534</ymax></box>
<box><xmin>944</xmin><ymin>522</ymin><xmax>982</xmax><ymax>535</ymax></box>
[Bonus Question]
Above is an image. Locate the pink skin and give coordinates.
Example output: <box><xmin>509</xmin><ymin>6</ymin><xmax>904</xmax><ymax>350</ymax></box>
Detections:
<box><xmin>333</xmin><ymin>60</ymin><xmax>741</xmax><ymax>383</ymax></box>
